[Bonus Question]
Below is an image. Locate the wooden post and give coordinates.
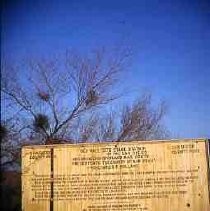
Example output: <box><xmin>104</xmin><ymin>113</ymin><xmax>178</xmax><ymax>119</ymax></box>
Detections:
<box><xmin>50</xmin><ymin>148</ymin><xmax>54</xmax><ymax>211</ymax></box>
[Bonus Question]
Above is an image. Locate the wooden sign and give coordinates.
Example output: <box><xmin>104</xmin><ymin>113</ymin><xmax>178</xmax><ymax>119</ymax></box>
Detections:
<box><xmin>22</xmin><ymin>139</ymin><xmax>210</xmax><ymax>211</ymax></box>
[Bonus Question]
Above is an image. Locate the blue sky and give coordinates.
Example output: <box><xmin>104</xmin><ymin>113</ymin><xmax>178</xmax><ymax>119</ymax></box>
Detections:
<box><xmin>1</xmin><ymin>0</ymin><xmax>210</xmax><ymax>138</ymax></box>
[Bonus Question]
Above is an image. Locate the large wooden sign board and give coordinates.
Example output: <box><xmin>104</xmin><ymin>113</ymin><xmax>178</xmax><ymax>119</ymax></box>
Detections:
<box><xmin>22</xmin><ymin>139</ymin><xmax>210</xmax><ymax>211</ymax></box>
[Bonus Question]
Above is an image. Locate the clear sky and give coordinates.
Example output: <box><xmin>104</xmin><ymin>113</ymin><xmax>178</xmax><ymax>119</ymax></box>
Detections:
<box><xmin>1</xmin><ymin>0</ymin><xmax>210</xmax><ymax>138</ymax></box>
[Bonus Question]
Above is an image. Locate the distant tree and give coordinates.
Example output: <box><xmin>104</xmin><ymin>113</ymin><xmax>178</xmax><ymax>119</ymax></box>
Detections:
<box><xmin>0</xmin><ymin>121</ymin><xmax>21</xmax><ymax>211</ymax></box>
<box><xmin>73</xmin><ymin>94</ymin><xmax>168</xmax><ymax>142</ymax></box>
<box><xmin>0</xmin><ymin>121</ymin><xmax>21</xmax><ymax>170</ymax></box>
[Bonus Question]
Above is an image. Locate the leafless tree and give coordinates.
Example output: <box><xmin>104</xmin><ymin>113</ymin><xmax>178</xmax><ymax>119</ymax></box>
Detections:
<box><xmin>1</xmin><ymin>48</ymin><xmax>131</xmax><ymax>144</ymax></box>
<box><xmin>71</xmin><ymin>94</ymin><xmax>168</xmax><ymax>143</ymax></box>
<box><xmin>1</xmin><ymin>48</ymin><xmax>168</xmax><ymax>152</ymax></box>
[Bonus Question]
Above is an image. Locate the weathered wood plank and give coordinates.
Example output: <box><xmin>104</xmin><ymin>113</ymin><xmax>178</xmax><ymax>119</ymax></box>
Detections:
<box><xmin>22</xmin><ymin>139</ymin><xmax>210</xmax><ymax>211</ymax></box>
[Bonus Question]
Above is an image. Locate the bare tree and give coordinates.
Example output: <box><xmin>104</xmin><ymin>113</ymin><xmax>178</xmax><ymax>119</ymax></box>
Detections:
<box><xmin>1</xmin><ymin>48</ymin><xmax>131</xmax><ymax>144</ymax></box>
<box><xmin>117</xmin><ymin>94</ymin><xmax>167</xmax><ymax>141</ymax></box>
<box><xmin>1</xmin><ymin>48</ymin><xmax>168</xmax><ymax>150</ymax></box>
<box><xmin>72</xmin><ymin>94</ymin><xmax>168</xmax><ymax>143</ymax></box>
